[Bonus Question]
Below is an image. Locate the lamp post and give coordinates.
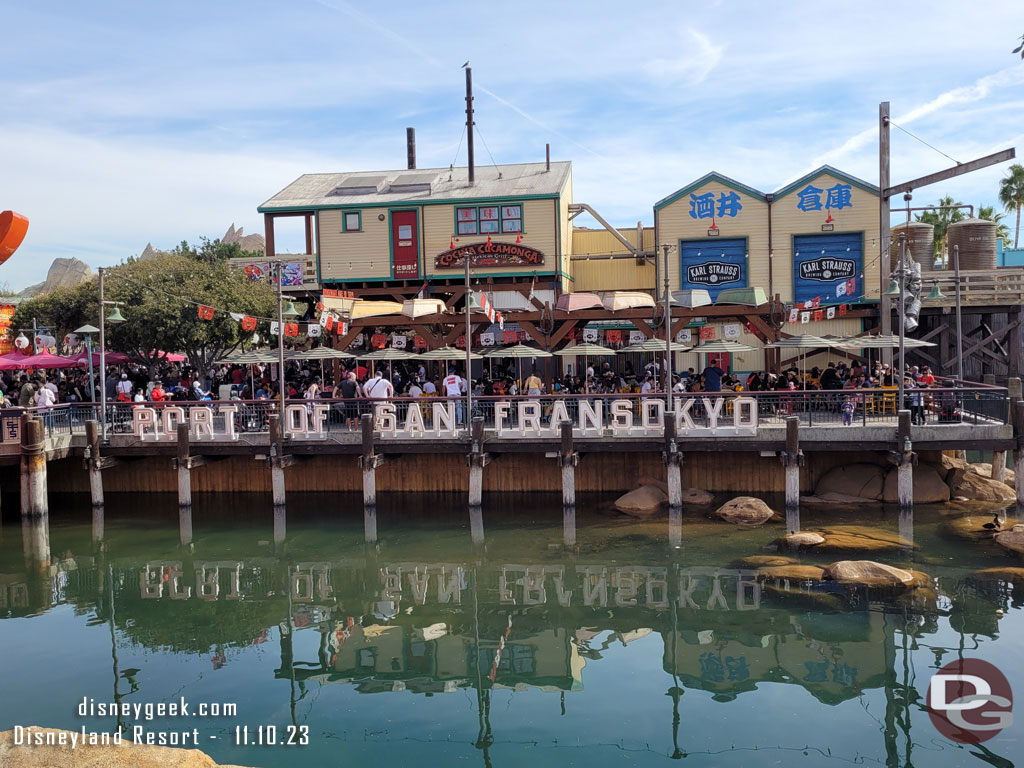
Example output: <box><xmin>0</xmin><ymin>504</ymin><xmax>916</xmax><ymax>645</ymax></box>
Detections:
<box><xmin>897</xmin><ymin>232</ymin><xmax>907</xmax><ymax>407</ymax></box>
<box><xmin>953</xmin><ymin>244</ymin><xmax>964</xmax><ymax>381</ymax></box>
<box><xmin>74</xmin><ymin>324</ymin><xmax>100</xmax><ymax>408</ymax></box>
<box><xmin>465</xmin><ymin>250</ymin><xmax>472</xmax><ymax>428</ymax></box>
<box><xmin>97</xmin><ymin>268</ymin><xmax>125</xmax><ymax>439</ymax></box>
<box><xmin>662</xmin><ymin>243</ymin><xmax>674</xmax><ymax>411</ymax></box>
<box><xmin>275</xmin><ymin>262</ymin><xmax>302</xmax><ymax>406</ymax></box>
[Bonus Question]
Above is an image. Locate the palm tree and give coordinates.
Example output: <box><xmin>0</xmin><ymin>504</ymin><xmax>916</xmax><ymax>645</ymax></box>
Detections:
<box><xmin>977</xmin><ymin>205</ymin><xmax>1012</xmax><ymax>248</ymax></box>
<box><xmin>998</xmin><ymin>164</ymin><xmax>1024</xmax><ymax>248</ymax></box>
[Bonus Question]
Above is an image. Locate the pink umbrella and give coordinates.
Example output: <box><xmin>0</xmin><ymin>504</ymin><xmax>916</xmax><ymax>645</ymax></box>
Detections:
<box><xmin>8</xmin><ymin>353</ymin><xmax>82</xmax><ymax>369</ymax></box>
<box><xmin>73</xmin><ymin>350</ymin><xmax>131</xmax><ymax>365</ymax></box>
<box><xmin>148</xmin><ymin>350</ymin><xmax>186</xmax><ymax>362</ymax></box>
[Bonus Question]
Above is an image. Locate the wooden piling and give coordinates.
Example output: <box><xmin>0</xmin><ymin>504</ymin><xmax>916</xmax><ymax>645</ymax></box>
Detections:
<box><xmin>783</xmin><ymin>417</ymin><xmax>801</xmax><ymax>532</ymax></box>
<box><xmin>18</xmin><ymin>413</ymin><xmax>30</xmax><ymax>516</ymax></box>
<box><xmin>1009</xmin><ymin>377</ymin><xmax>1022</xmax><ymax>401</ymax></box>
<box><xmin>360</xmin><ymin>413</ymin><xmax>381</xmax><ymax>510</ymax></box>
<box><xmin>896</xmin><ymin>410</ymin><xmax>913</xmax><ymax>511</ymax></box>
<box><xmin>1015</xmin><ymin>400</ymin><xmax>1024</xmax><ymax>513</ymax></box>
<box><xmin>269</xmin><ymin>415</ymin><xmax>286</xmax><ymax>507</ymax></box>
<box><xmin>664</xmin><ymin>411</ymin><xmax>682</xmax><ymax>510</ymax></box>
<box><xmin>21</xmin><ymin>417</ymin><xmax>47</xmax><ymax>518</ymax></box>
<box><xmin>86</xmin><ymin>421</ymin><xmax>104</xmax><ymax>509</ymax></box>
<box><xmin>274</xmin><ymin>505</ymin><xmax>287</xmax><ymax>545</ymax></box>
<box><xmin>469</xmin><ymin>505</ymin><xmax>485</xmax><ymax>545</ymax></box>
<box><xmin>559</xmin><ymin>420</ymin><xmax>577</xmax><ymax>547</ymax></box>
<box><xmin>468</xmin><ymin>417</ymin><xmax>486</xmax><ymax>508</ymax></box>
<box><xmin>179</xmin><ymin>507</ymin><xmax>193</xmax><ymax>546</ymax></box>
<box><xmin>176</xmin><ymin>423</ymin><xmax>191</xmax><ymax>508</ymax></box>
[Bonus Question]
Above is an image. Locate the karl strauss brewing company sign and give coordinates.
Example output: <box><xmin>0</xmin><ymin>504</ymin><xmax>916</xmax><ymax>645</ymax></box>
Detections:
<box><xmin>129</xmin><ymin>397</ymin><xmax>759</xmax><ymax>441</ymax></box>
<box><xmin>798</xmin><ymin>257</ymin><xmax>857</xmax><ymax>282</ymax></box>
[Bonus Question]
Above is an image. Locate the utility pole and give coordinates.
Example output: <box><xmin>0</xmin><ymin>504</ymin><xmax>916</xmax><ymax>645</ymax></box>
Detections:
<box><xmin>465</xmin><ymin>65</ymin><xmax>475</xmax><ymax>186</ymax></box>
<box><xmin>879</xmin><ymin>102</ymin><xmax>892</xmax><ymax>363</ymax></box>
<box><xmin>465</xmin><ymin>251</ymin><xmax>472</xmax><ymax>428</ymax></box>
<box><xmin>662</xmin><ymin>244</ymin><xmax>673</xmax><ymax>411</ymax></box>
<box><xmin>98</xmin><ymin>268</ymin><xmax>107</xmax><ymax>439</ymax></box>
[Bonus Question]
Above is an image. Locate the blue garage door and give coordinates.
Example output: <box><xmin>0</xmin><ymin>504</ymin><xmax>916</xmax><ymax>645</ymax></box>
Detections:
<box><xmin>679</xmin><ymin>239</ymin><xmax>747</xmax><ymax>301</ymax></box>
<box><xmin>792</xmin><ymin>233</ymin><xmax>862</xmax><ymax>306</ymax></box>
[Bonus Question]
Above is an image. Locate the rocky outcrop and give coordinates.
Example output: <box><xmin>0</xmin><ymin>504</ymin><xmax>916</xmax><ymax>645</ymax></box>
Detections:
<box><xmin>614</xmin><ymin>485</ymin><xmax>667</xmax><ymax>516</ymax></box>
<box><xmin>881</xmin><ymin>464</ymin><xmax>950</xmax><ymax>503</ymax></box>
<box><xmin>812</xmin><ymin>525</ymin><xmax>913</xmax><ymax>553</ymax></box>
<box><xmin>822</xmin><ymin>560</ymin><xmax>917</xmax><ymax>588</ymax></box>
<box><xmin>18</xmin><ymin>257</ymin><xmax>92</xmax><ymax>296</ymax></box>
<box><xmin>778</xmin><ymin>532</ymin><xmax>825</xmax><ymax>549</ymax></box>
<box><xmin>714</xmin><ymin>497</ymin><xmax>775</xmax><ymax>525</ymax></box>
<box><xmin>971</xmin><ymin>462</ymin><xmax>1016</xmax><ymax>490</ymax></box>
<box><xmin>0</xmin><ymin>727</ymin><xmax>252</xmax><ymax>768</ymax></box>
<box><xmin>222</xmin><ymin>224</ymin><xmax>265</xmax><ymax>254</ymax></box>
<box><xmin>942</xmin><ymin>515</ymin><xmax>1017</xmax><ymax>541</ymax></box>
<box><xmin>680</xmin><ymin>488</ymin><xmax>714</xmax><ymax>505</ymax></box>
<box><xmin>759</xmin><ymin>564</ymin><xmax>826</xmax><ymax>581</ymax></box>
<box><xmin>733</xmin><ymin>555</ymin><xmax>797</xmax><ymax>568</ymax></box>
<box><xmin>948</xmin><ymin>470</ymin><xmax>1016</xmax><ymax>502</ymax></box>
<box><xmin>815</xmin><ymin>464</ymin><xmax>885</xmax><ymax>500</ymax></box>
<box><xmin>995</xmin><ymin>524</ymin><xmax>1024</xmax><ymax>554</ymax></box>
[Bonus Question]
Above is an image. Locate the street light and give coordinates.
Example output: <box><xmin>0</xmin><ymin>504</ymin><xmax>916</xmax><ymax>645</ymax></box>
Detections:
<box><xmin>661</xmin><ymin>243</ymin><xmax>675</xmax><ymax>411</ymax></box>
<box><xmin>74</xmin><ymin>323</ymin><xmax>100</xmax><ymax>408</ymax></box>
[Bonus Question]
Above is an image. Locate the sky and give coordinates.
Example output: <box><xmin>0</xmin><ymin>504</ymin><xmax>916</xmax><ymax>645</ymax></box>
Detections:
<box><xmin>2</xmin><ymin>0</ymin><xmax>1024</xmax><ymax>291</ymax></box>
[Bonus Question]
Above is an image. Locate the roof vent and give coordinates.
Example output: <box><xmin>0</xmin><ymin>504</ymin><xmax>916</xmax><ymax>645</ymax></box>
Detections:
<box><xmin>328</xmin><ymin>175</ymin><xmax>388</xmax><ymax>196</ymax></box>
<box><xmin>387</xmin><ymin>173</ymin><xmax>438</xmax><ymax>194</ymax></box>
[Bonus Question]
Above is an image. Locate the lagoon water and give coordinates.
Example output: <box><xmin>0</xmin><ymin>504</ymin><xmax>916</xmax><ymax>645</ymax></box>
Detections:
<box><xmin>1</xmin><ymin>493</ymin><xmax>1022</xmax><ymax>767</ymax></box>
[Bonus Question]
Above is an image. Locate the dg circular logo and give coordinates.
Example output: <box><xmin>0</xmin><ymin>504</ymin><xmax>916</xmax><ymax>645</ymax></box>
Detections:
<box><xmin>928</xmin><ymin>659</ymin><xmax>1013</xmax><ymax>744</ymax></box>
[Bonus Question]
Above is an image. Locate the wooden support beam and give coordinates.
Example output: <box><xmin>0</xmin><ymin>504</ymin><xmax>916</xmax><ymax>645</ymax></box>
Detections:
<box><xmin>884</xmin><ymin>148</ymin><xmax>1016</xmax><ymax>198</ymax></box>
<box><xmin>942</xmin><ymin>320</ymin><xmax>1019</xmax><ymax>371</ymax></box>
<box><xmin>628</xmin><ymin>318</ymin><xmax>655</xmax><ymax>339</ymax></box>
<box><xmin>547</xmin><ymin>319</ymin><xmax>579</xmax><ymax>348</ymax></box>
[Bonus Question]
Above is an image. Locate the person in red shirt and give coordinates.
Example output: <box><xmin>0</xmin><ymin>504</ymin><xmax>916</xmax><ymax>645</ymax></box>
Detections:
<box><xmin>150</xmin><ymin>382</ymin><xmax>166</xmax><ymax>403</ymax></box>
<box><xmin>919</xmin><ymin>366</ymin><xmax>936</xmax><ymax>386</ymax></box>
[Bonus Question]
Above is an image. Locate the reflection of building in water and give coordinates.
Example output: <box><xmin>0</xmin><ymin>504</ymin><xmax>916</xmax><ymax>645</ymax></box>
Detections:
<box><xmin>308</xmin><ymin>622</ymin><xmax>584</xmax><ymax>694</ymax></box>
<box><xmin>662</xmin><ymin>609</ymin><xmax>888</xmax><ymax>704</ymax></box>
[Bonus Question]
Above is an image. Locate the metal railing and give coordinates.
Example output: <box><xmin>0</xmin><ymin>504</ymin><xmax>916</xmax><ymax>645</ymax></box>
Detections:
<box><xmin>2</xmin><ymin>384</ymin><xmax>1006</xmax><ymax>443</ymax></box>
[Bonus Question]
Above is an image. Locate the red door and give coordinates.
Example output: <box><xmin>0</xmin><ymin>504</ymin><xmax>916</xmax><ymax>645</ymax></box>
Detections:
<box><xmin>706</xmin><ymin>352</ymin><xmax>731</xmax><ymax>372</ymax></box>
<box><xmin>391</xmin><ymin>210</ymin><xmax>419</xmax><ymax>279</ymax></box>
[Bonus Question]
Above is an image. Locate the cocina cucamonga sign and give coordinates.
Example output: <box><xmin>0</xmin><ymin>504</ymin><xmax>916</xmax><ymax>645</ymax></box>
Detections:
<box><xmin>130</xmin><ymin>397</ymin><xmax>759</xmax><ymax>441</ymax></box>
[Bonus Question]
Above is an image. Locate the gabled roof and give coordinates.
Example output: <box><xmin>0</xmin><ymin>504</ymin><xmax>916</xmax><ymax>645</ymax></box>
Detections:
<box><xmin>258</xmin><ymin>161</ymin><xmax>571</xmax><ymax>212</ymax></box>
<box><xmin>773</xmin><ymin>165</ymin><xmax>879</xmax><ymax>200</ymax></box>
<box><xmin>654</xmin><ymin>172</ymin><xmax>767</xmax><ymax>212</ymax></box>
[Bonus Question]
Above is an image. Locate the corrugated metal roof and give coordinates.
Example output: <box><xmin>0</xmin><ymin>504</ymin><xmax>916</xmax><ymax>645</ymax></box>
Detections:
<box><xmin>259</xmin><ymin>161</ymin><xmax>571</xmax><ymax>212</ymax></box>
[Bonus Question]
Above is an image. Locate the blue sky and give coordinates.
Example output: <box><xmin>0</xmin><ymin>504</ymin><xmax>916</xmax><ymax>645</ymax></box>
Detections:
<box><xmin>2</xmin><ymin>0</ymin><xmax>1023</xmax><ymax>290</ymax></box>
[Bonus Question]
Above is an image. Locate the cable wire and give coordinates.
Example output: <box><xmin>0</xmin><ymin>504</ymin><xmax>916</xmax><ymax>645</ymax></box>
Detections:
<box><xmin>888</xmin><ymin>120</ymin><xmax>961</xmax><ymax>165</ymax></box>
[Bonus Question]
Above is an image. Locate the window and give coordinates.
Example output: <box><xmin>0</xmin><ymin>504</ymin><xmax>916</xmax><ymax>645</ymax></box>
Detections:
<box><xmin>455</xmin><ymin>204</ymin><xmax>525</xmax><ymax>236</ymax></box>
<box><xmin>500</xmin><ymin>205</ymin><xmax>522</xmax><ymax>233</ymax></box>
<box><xmin>343</xmin><ymin>211</ymin><xmax>361</xmax><ymax>232</ymax></box>
<box><xmin>456</xmin><ymin>206</ymin><xmax>477</xmax><ymax>236</ymax></box>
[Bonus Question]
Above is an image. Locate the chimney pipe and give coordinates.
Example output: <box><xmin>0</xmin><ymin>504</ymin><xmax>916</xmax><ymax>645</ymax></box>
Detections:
<box><xmin>465</xmin><ymin>67</ymin><xmax>475</xmax><ymax>186</ymax></box>
<box><xmin>545</xmin><ymin>143</ymin><xmax>550</xmax><ymax>172</ymax></box>
<box><xmin>406</xmin><ymin>127</ymin><xmax>416</xmax><ymax>170</ymax></box>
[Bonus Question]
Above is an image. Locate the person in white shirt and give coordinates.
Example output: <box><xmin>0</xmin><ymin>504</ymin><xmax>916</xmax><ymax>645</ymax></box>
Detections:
<box><xmin>423</xmin><ymin>380</ymin><xmax>437</xmax><ymax>396</ymax></box>
<box><xmin>640</xmin><ymin>376</ymin><xmax>653</xmax><ymax>395</ymax></box>
<box><xmin>363</xmin><ymin>371</ymin><xmax>394</xmax><ymax>400</ymax></box>
<box><xmin>408</xmin><ymin>379</ymin><xmax>423</xmax><ymax>398</ymax></box>
<box><xmin>442</xmin><ymin>367</ymin><xmax>467</xmax><ymax>424</ymax></box>
<box><xmin>115</xmin><ymin>373</ymin><xmax>133</xmax><ymax>400</ymax></box>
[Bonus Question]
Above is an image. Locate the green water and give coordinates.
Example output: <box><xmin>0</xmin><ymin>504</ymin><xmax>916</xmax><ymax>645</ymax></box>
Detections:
<box><xmin>1</xmin><ymin>494</ymin><xmax>1022</xmax><ymax>767</ymax></box>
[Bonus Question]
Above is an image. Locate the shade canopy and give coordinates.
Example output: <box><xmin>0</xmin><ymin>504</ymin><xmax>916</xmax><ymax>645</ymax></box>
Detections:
<box><xmin>217</xmin><ymin>350</ymin><xmax>279</xmax><ymax>364</ymax></box>
<box><xmin>556</xmin><ymin>292</ymin><xmax>605</xmax><ymax>312</ymax></box>
<box><xmin>836</xmin><ymin>334</ymin><xmax>936</xmax><ymax>349</ymax></box>
<box><xmin>360</xmin><ymin>348</ymin><xmax>420</xmax><ymax>361</ymax></box>
<box><xmin>417</xmin><ymin>345</ymin><xmax>483</xmax><ymax>360</ymax></box>
<box><xmin>148</xmin><ymin>350</ymin><xmax>187</xmax><ymax>362</ymax></box>
<box><xmin>695</xmin><ymin>340</ymin><xmax>755</xmax><ymax>352</ymax></box>
<box><xmin>1</xmin><ymin>352</ymin><xmax>82</xmax><ymax>370</ymax></box>
<box><xmin>552</xmin><ymin>342</ymin><xmax>617</xmax><ymax>357</ymax></box>
<box><xmin>621</xmin><ymin>339</ymin><xmax>693</xmax><ymax>354</ymax></box>
<box><xmin>483</xmin><ymin>344</ymin><xmax>553</xmax><ymax>359</ymax></box>
<box><xmin>73</xmin><ymin>350</ymin><xmax>131</xmax><ymax>365</ymax></box>
<box><xmin>287</xmin><ymin>347</ymin><xmax>356</xmax><ymax>361</ymax></box>
<box><xmin>766</xmin><ymin>335</ymin><xmax>838</xmax><ymax>349</ymax></box>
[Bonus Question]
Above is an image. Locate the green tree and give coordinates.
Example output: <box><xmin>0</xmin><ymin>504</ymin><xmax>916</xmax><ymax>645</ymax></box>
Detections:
<box><xmin>977</xmin><ymin>204</ymin><xmax>1012</xmax><ymax>248</ymax></box>
<box><xmin>998</xmin><ymin>163</ymin><xmax>1024</xmax><ymax>248</ymax></box>
<box><xmin>914</xmin><ymin>195</ymin><xmax>965</xmax><ymax>261</ymax></box>
<box><xmin>13</xmin><ymin>252</ymin><xmax>275</xmax><ymax>371</ymax></box>
<box><xmin>171</xmin><ymin>237</ymin><xmax>262</xmax><ymax>265</ymax></box>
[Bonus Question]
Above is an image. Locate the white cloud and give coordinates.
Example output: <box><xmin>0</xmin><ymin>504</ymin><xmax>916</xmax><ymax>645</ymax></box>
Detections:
<box><xmin>644</xmin><ymin>29</ymin><xmax>725</xmax><ymax>85</ymax></box>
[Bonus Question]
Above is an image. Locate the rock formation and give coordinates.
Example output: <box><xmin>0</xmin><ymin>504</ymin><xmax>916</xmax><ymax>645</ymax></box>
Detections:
<box><xmin>18</xmin><ymin>257</ymin><xmax>93</xmax><ymax>296</ymax></box>
<box><xmin>221</xmin><ymin>224</ymin><xmax>265</xmax><ymax>254</ymax></box>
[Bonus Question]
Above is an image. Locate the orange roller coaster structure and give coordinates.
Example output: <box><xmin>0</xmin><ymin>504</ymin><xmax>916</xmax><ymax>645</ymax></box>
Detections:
<box><xmin>0</xmin><ymin>211</ymin><xmax>29</xmax><ymax>266</ymax></box>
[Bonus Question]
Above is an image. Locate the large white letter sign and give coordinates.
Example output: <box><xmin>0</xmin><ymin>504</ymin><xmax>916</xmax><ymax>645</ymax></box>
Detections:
<box><xmin>190</xmin><ymin>406</ymin><xmax>215</xmax><ymax>440</ymax></box>
<box><xmin>702</xmin><ymin>397</ymin><xmax>725</xmax><ymax>430</ymax></box>
<box><xmin>518</xmin><ymin>400</ymin><xmax>542</xmax><ymax>436</ymax></box>
<box><xmin>220</xmin><ymin>405</ymin><xmax>238</xmax><ymax>441</ymax></box>
<box><xmin>549</xmin><ymin>400</ymin><xmax>570</xmax><ymax>430</ymax></box>
<box><xmin>641</xmin><ymin>399</ymin><xmax>664</xmax><ymax>431</ymax></box>
<box><xmin>375</xmin><ymin>403</ymin><xmax>397</xmax><ymax>436</ymax></box>
<box><xmin>432</xmin><ymin>402</ymin><xmax>456</xmax><ymax>437</ymax></box>
<box><xmin>285</xmin><ymin>404</ymin><xmax>308</xmax><ymax>436</ymax></box>
<box><xmin>578</xmin><ymin>399</ymin><xmax>603</xmax><ymax>435</ymax></box>
<box><xmin>733</xmin><ymin>397</ymin><xmax>757</xmax><ymax>431</ymax></box>
<box><xmin>310</xmin><ymin>404</ymin><xmax>329</xmax><ymax>436</ymax></box>
<box><xmin>162</xmin><ymin>406</ymin><xmax>186</xmax><ymax>438</ymax></box>
<box><xmin>676</xmin><ymin>399</ymin><xmax>695</xmax><ymax>431</ymax></box>
<box><xmin>494</xmin><ymin>401</ymin><xmax>510</xmax><ymax>437</ymax></box>
<box><xmin>402</xmin><ymin>403</ymin><xmax>425</xmax><ymax>437</ymax></box>
<box><xmin>132</xmin><ymin>407</ymin><xmax>157</xmax><ymax>440</ymax></box>
<box><xmin>610</xmin><ymin>399</ymin><xmax>633</xmax><ymax>436</ymax></box>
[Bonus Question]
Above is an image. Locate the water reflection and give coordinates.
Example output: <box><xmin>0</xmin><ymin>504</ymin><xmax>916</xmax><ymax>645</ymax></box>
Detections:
<box><xmin>1</xmin><ymin>498</ymin><xmax>1022</xmax><ymax>768</ymax></box>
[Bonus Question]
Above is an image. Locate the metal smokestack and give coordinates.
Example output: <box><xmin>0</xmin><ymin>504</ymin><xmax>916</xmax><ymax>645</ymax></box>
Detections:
<box><xmin>465</xmin><ymin>66</ymin><xmax>475</xmax><ymax>186</ymax></box>
<box><xmin>406</xmin><ymin>127</ymin><xmax>416</xmax><ymax>170</ymax></box>
<box><xmin>546</xmin><ymin>143</ymin><xmax>550</xmax><ymax>172</ymax></box>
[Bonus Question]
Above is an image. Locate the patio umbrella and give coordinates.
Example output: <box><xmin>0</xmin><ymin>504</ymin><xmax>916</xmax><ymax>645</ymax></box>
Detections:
<box><xmin>617</xmin><ymin>339</ymin><xmax>692</xmax><ymax>390</ymax></box>
<box><xmin>287</xmin><ymin>347</ymin><xmax>356</xmax><ymax>391</ymax></box>
<box><xmin>73</xmin><ymin>350</ymin><xmax>131</xmax><ymax>365</ymax></box>
<box><xmin>484</xmin><ymin>344</ymin><xmax>552</xmax><ymax>391</ymax></box>
<box><xmin>694</xmin><ymin>340</ymin><xmax>754</xmax><ymax>375</ymax></box>
<box><xmin>553</xmin><ymin>342</ymin><xmax>617</xmax><ymax>388</ymax></box>
<box><xmin>5</xmin><ymin>352</ymin><xmax>82</xmax><ymax>369</ymax></box>
<box><xmin>417</xmin><ymin>345</ymin><xmax>483</xmax><ymax>386</ymax></box>
<box><xmin>766</xmin><ymin>335</ymin><xmax>839</xmax><ymax>382</ymax></box>
<box><xmin>361</xmin><ymin>347</ymin><xmax>420</xmax><ymax>382</ymax></box>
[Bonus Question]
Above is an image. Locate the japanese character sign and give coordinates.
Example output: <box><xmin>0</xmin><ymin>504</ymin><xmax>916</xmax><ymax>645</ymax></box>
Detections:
<box><xmin>690</xmin><ymin>191</ymin><xmax>743</xmax><ymax>219</ymax></box>
<box><xmin>796</xmin><ymin>183</ymin><xmax>854</xmax><ymax>212</ymax></box>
